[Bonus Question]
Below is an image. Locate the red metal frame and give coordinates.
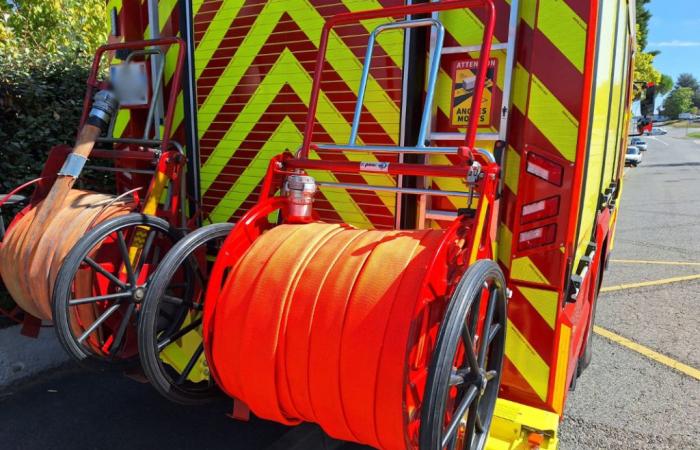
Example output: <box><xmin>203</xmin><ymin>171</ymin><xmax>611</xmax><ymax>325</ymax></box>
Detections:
<box><xmin>299</xmin><ymin>0</ymin><xmax>496</xmax><ymax>163</ymax></box>
<box><xmin>80</xmin><ymin>37</ymin><xmax>186</xmax><ymax>154</ymax></box>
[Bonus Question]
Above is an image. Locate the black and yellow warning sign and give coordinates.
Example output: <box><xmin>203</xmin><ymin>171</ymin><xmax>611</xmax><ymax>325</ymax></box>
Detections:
<box><xmin>450</xmin><ymin>58</ymin><xmax>497</xmax><ymax>128</ymax></box>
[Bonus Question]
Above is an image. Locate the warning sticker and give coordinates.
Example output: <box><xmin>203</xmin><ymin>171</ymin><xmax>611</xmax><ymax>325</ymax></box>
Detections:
<box><xmin>450</xmin><ymin>58</ymin><xmax>498</xmax><ymax>128</ymax></box>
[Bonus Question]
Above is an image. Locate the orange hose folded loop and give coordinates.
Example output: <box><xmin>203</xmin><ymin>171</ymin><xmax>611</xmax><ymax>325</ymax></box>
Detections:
<box><xmin>0</xmin><ymin>189</ymin><xmax>134</xmax><ymax>322</ymax></box>
<box><xmin>208</xmin><ymin>223</ymin><xmax>450</xmax><ymax>449</ymax></box>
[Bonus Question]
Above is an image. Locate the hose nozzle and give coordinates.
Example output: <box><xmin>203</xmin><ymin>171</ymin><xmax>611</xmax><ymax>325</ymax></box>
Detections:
<box><xmin>87</xmin><ymin>90</ymin><xmax>118</xmax><ymax>132</ymax></box>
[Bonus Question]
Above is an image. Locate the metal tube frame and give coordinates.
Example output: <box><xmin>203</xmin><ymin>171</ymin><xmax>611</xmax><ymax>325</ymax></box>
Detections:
<box><xmin>299</xmin><ymin>0</ymin><xmax>496</xmax><ymax>165</ymax></box>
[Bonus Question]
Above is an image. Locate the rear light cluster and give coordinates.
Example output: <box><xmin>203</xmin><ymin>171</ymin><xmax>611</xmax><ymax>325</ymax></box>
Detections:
<box><xmin>517</xmin><ymin>152</ymin><xmax>566</xmax><ymax>252</ymax></box>
<box><xmin>521</xmin><ymin>196</ymin><xmax>560</xmax><ymax>224</ymax></box>
<box><xmin>518</xmin><ymin>223</ymin><xmax>557</xmax><ymax>251</ymax></box>
<box><xmin>526</xmin><ymin>153</ymin><xmax>563</xmax><ymax>186</ymax></box>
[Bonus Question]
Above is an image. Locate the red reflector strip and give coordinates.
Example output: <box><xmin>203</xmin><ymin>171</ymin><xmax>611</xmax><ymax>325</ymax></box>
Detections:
<box><xmin>518</xmin><ymin>224</ymin><xmax>557</xmax><ymax>251</ymax></box>
<box><xmin>526</xmin><ymin>153</ymin><xmax>564</xmax><ymax>186</ymax></box>
<box><xmin>521</xmin><ymin>196</ymin><xmax>560</xmax><ymax>224</ymax></box>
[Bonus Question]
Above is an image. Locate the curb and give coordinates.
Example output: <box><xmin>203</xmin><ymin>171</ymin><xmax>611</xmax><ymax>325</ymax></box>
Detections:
<box><xmin>0</xmin><ymin>325</ymin><xmax>69</xmax><ymax>388</ymax></box>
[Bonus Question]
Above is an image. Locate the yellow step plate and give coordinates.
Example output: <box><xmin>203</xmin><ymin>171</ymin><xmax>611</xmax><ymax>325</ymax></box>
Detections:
<box><xmin>486</xmin><ymin>398</ymin><xmax>560</xmax><ymax>450</ymax></box>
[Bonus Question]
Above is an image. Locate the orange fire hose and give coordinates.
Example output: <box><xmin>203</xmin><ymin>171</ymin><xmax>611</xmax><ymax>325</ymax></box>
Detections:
<box><xmin>208</xmin><ymin>223</ymin><xmax>447</xmax><ymax>449</ymax></box>
<box><xmin>0</xmin><ymin>190</ymin><xmax>134</xmax><ymax>321</ymax></box>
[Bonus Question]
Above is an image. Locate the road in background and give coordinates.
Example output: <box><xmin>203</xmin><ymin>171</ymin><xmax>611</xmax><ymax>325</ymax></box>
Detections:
<box><xmin>560</xmin><ymin>126</ymin><xmax>700</xmax><ymax>449</ymax></box>
<box><xmin>0</xmin><ymin>128</ymin><xmax>698</xmax><ymax>450</ymax></box>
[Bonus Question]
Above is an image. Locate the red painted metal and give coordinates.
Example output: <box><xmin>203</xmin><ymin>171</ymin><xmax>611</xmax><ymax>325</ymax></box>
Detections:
<box><xmin>299</xmin><ymin>0</ymin><xmax>496</xmax><ymax>160</ymax></box>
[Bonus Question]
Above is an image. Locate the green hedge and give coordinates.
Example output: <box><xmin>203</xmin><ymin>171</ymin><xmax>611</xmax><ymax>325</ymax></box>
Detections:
<box><xmin>0</xmin><ymin>52</ymin><xmax>95</xmax><ymax>313</ymax></box>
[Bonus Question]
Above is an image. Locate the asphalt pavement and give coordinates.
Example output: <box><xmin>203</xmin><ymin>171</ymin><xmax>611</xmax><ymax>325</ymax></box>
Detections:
<box><xmin>559</xmin><ymin>127</ymin><xmax>700</xmax><ymax>449</ymax></box>
<box><xmin>1</xmin><ymin>127</ymin><xmax>699</xmax><ymax>449</ymax></box>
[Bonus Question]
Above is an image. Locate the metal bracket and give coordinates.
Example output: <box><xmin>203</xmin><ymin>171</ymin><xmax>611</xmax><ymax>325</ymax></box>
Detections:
<box><xmin>57</xmin><ymin>154</ymin><xmax>88</xmax><ymax>178</ymax></box>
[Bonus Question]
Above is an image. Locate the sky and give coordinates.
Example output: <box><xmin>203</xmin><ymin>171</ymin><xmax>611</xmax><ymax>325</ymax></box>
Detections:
<box><xmin>647</xmin><ymin>0</ymin><xmax>700</xmax><ymax>83</ymax></box>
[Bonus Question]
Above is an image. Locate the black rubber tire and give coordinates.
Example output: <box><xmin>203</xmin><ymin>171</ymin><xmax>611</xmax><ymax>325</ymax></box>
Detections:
<box><xmin>52</xmin><ymin>213</ymin><xmax>181</xmax><ymax>370</ymax></box>
<box><xmin>138</xmin><ymin>222</ymin><xmax>233</xmax><ymax>405</ymax></box>
<box><xmin>420</xmin><ymin>260</ymin><xmax>507</xmax><ymax>450</ymax></box>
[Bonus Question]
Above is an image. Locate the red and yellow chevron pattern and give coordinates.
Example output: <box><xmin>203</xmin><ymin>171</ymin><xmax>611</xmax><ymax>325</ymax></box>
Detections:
<box><xmin>187</xmin><ymin>0</ymin><xmax>406</xmax><ymax>228</ymax></box>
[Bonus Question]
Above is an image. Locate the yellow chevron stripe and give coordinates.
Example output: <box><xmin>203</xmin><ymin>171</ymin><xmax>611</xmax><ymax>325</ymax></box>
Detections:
<box><xmin>340</xmin><ymin>0</ymin><xmax>403</xmax><ymax>68</ymax></box>
<box><xmin>114</xmin><ymin>109</ymin><xmax>130</xmax><ymax>138</ymax></box>
<box><xmin>527</xmin><ymin>75</ymin><xmax>578</xmax><ymax>162</ymax></box>
<box><xmin>497</xmin><ymin>224</ymin><xmax>512</xmax><ymax>268</ymax></box>
<box><xmin>511</xmin><ymin>256</ymin><xmax>549</xmax><ymax>285</ymax></box>
<box><xmin>106</xmin><ymin>0</ymin><xmax>121</xmax><ymax>14</ymax></box>
<box><xmin>194</xmin><ymin>0</ymin><xmax>400</xmax><ymax>142</ymax></box>
<box><xmin>200</xmin><ymin>49</ymin><xmax>395</xmax><ymax>211</ymax></box>
<box><xmin>209</xmin><ymin>117</ymin><xmax>372</xmax><ymax>228</ymax></box>
<box><xmin>192</xmin><ymin>0</ymin><xmax>204</xmax><ymax>16</ymax></box>
<box><xmin>516</xmin><ymin>286</ymin><xmax>557</xmax><ymax>329</ymax></box>
<box><xmin>505</xmin><ymin>319</ymin><xmax>550</xmax><ymax>402</ymax></box>
<box><xmin>537</xmin><ymin>0</ymin><xmax>587</xmax><ymax>73</ymax></box>
<box><xmin>512</xmin><ymin>63</ymin><xmax>530</xmax><ymax>114</ymax></box>
<box><xmin>520</xmin><ymin>0</ymin><xmax>537</xmax><ymax>29</ymax></box>
<box><xmin>469</xmin><ymin>197</ymin><xmax>489</xmax><ymax>265</ymax></box>
<box><xmin>503</xmin><ymin>145</ymin><xmax>520</xmax><ymax>193</ymax></box>
<box><xmin>551</xmin><ymin>323</ymin><xmax>571</xmax><ymax>413</ymax></box>
<box><xmin>144</xmin><ymin>0</ymin><xmax>178</xmax><ymax>38</ymax></box>
<box><xmin>194</xmin><ymin>0</ymin><xmax>246</xmax><ymax>80</ymax></box>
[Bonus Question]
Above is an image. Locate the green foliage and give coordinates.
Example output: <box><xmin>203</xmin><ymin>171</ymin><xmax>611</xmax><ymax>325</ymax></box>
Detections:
<box><xmin>676</xmin><ymin>73</ymin><xmax>700</xmax><ymax>92</ymax></box>
<box><xmin>1</xmin><ymin>1</ymin><xmax>109</xmax><ymax>314</ymax></box>
<box><xmin>658</xmin><ymin>74</ymin><xmax>674</xmax><ymax>96</ymax></box>
<box><xmin>662</xmin><ymin>87</ymin><xmax>694</xmax><ymax>118</ymax></box>
<box><xmin>0</xmin><ymin>0</ymin><xmax>108</xmax><ymax>194</ymax></box>
<box><xmin>0</xmin><ymin>51</ymin><xmax>92</xmax><ymax>194</ymax></box>
<box><xmin>0</xmin><ymin>0</ymin><xmax>107</xmax><ymax>58</ymax></box>
<box><xmin>636</xmin><ymin>0</ymin><xmax>652</xmax><ymax>51</ymax></box>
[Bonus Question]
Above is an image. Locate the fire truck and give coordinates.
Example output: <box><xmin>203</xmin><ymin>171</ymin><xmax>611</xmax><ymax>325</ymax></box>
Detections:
<box><xmin>0</xmin><ymin>0</ymin><xmax>636</xmax><ymax>449</ymax></box>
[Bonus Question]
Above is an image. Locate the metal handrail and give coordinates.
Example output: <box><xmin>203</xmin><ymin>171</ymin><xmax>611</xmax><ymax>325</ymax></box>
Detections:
<box><xmin>349</xmin><ymin>18</ymin><xmax>445</xmax><ymax>148</ymax></box>
<box><xmin>314</xmin><ymin>144</ymin><xmax>497</xmax><ymax>163</ymax></box>
<box><xmin>316</xmin><ymin>181</ymin><xmax>477</xmax><ymax>198</ymax></box>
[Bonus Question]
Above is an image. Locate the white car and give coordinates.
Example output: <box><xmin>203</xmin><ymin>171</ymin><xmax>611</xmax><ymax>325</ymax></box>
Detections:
<box><xmin>651</xmin><ymin>128</ymin><xmax>667</xmax><ymax>135</ymax></box>
<box><xmin>630</xmin><ymin>137</ymin><xmax>647</xmax><ymax>151</ymax></box>
<box><xmin>625</xmin><ymin>146</ymin><xmax>642</xmax><ymax>167</ymax></box>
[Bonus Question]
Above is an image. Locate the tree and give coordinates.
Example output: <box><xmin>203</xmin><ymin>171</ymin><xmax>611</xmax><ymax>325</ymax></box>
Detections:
<box><xmin>662</xmin><ymin>87</ymin><xmax>694</xmax><ymax>118</ymax></box>
<box><xmin>634</xmin><ymin>32</ymin><xmax>661</xmax><ymax>100</ymax></box>
<box><xmin>694</xmin><ymin>90</ymin><xmax>700</xmax><ymax>110</ymax></box>
<box><xmin>0</xmin><ymin>0</ymin><xmax>107</xmax><ymax>59</ymax></box>
<box><xmin>658</xmin><ymin>74</ymin><xmax>674</xmax><ymax>95</ymax></box>
<box><xmin>636</xmin><ymin>0</ymin><xmax>652</xmax><ymax>51</ymax></box>
<box><xmin>676</xmin><ymin>73</ymin><xmax>700</xmax><ymax>92</ymax></box>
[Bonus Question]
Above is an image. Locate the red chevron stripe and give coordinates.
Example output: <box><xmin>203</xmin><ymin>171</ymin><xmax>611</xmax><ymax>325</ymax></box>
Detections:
<box><xmin>457</xmin><ymin>0</ymin><xmax>510</xmax><ymax>45</ymax></box>
<box><xmin>500</xmin><ymin>358</ymin><xmax>549</xmax><ymax>411</ymax></box>
<box><xmin>197</xmin><ymin>14</ymin><xmax>400</xmax><ymax>162</ymax></box>
<box><xmin>194</xmin><ymin>2</ymin><xmax>403</xmax><ymax>103</ymax></box>
<box><xmin>194</xmin><ymin>0</ymin><xmax>225</xmax><ymax>42</ymax></box>
<box><xmin>508</xmin><ymin>288</ymin><xmax>556</xmax><ymax>363</ymax></box>
<box><xmin>563</xmin><ymin>0</ymin><xmax>589</xmax><ymax>25</ymax></box>
<box><xmin>200</xmin><ymin>85</ymin><xmax>395</xmax><ymax>228</ymax></box>
<box><xmin>516</xmin><ymin>23</ymin><xmax>583</xmax><ymax>118</ymax></box>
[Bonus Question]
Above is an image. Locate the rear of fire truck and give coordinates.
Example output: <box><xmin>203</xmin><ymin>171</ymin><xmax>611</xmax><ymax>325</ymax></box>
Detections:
<box><xmin>105</xmin><ymin>0</ymin><xmax>635</xmax><ymax>448</ymax></box>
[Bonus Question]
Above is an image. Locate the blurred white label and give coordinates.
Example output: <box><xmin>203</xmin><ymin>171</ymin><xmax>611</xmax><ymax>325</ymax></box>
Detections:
<box><xmin>111</xmin><ymin>62</ymin><xmax>149</xmax><ymax>106</ymax></box>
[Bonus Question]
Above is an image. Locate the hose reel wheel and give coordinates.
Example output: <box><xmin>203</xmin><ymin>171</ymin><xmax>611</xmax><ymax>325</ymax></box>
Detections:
<box><xmin>419</xmin><ymin>259</ymin><xmax>507</xmax><ymax>450</ymax></box>
<box><xmin>138</xmin><ymin>222</ymin><xmax>234</xmax><ymax>405</ymax></box>
<box><xmin>52</xmin><ymin>213</ymin><xmax>182</xmax><ymax>369</ymax></box>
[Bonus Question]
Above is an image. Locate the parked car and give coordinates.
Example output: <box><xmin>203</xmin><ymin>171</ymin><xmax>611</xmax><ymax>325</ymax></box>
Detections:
<box><xmin>630</xmin><ymin>137</ymin><xmax>647</xmax><ymax>151</ymax></box>
<box><xmin>651</xmin><ymin>127</ymin><xmax>667</xmax><ymax>135</ymax></box>
<box><xmin>625</xmin><ymin>146</ymin><xmax>642</xmax><ymax>167</ymax></box>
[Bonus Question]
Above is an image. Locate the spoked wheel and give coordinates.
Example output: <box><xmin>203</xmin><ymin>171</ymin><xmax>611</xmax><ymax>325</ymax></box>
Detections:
<box><xmin>52</xmin><ymin>214</ymin><xmax>181</xmax><ymax>369</ymax></box>
<box><xmin>138</xmin><ymin>222</ymin><xmax>234</xmax><ymax>405</ymax></box>
<box><xmin>420</xmin><ymin>260</ymin><xmax>507</xmax><ymax>450</ymax></box>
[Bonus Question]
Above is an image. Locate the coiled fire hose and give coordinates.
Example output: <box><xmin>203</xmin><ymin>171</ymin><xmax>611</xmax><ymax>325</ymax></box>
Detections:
<box><xmin>0</xmin><ymin>90</ymin><xmax>132</xmax><ymax>322</ymax></box>
<box><xmin>205</xmin><ymin>222</ymin><xmax>449</xmax><ymax>449</ymax></box>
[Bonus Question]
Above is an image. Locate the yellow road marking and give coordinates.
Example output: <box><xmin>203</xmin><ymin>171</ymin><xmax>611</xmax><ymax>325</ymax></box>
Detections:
<box><xmin>611</xmin><ymin>259</ymin><xmax>700</xmax><ymax>267</ymax></box>
<box><xmin>594</xmin><ymin>326</ymin><xmax>700</xmax><ymax>381</ymax></box>
<box><xmin>600</xmin><ymin>273</ymin><xmax>700</xmax><ymax>293</ymax></box>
